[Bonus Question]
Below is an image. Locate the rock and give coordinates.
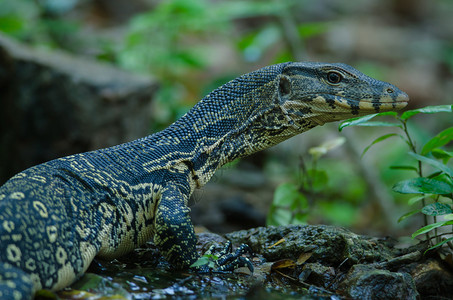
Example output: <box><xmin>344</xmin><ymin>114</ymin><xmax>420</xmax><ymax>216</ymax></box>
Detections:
<box><xmin>406</xmin><ymin>258</ymin><xmax>453</xmax><ymax>299</ymax></box>
<box><xmin>338</xmin><ymin>264</ymin><xmax>419</xmax><ymax>299</ymax></box>
<box><xmin>225</xmin><ymin>225</ymin><xmax>451</xmax><ymax>297</ymax></box>
<box><xmin>0</xmin><ymin>33</ymin><xmax>158</xmax><ymax>184</ymax></box>
<box><xmin>226</xmin><ymin>225</ymin><xmax>398</xmax><ymax>266</ymax></box>
<box><xmin>299</xmin><ymin>262</ymin><xmax>336</xmax><ymax>289</ymax></box>
<box><xmin>195</xmin><ymin>232</ymin><xmax>228</xmax><ymax>254</ymax></box>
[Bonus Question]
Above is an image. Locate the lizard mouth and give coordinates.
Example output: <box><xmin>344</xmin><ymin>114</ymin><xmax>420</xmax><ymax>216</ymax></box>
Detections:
<box><xmin>334</xmin><ymin>92</ymin><xmax>410</xmax><ymax>112</ymax></box>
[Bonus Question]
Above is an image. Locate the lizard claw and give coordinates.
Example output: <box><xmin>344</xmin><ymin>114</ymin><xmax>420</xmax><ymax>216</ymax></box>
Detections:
<box><xmin>196</xmin><ymin>241</ymin><xmax>254</xmax><ymax>273</ymax></box>
<box><xmin>216</xmin><ymin>242</ymin><xmax>254</xmax><ymax>272</ymax></box>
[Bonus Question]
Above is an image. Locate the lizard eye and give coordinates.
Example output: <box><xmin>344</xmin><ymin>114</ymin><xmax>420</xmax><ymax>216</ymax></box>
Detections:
<box><xmin>327</xmin><ymin>71</ymin><xmax>343</xmax><ymax>84</ymax></box>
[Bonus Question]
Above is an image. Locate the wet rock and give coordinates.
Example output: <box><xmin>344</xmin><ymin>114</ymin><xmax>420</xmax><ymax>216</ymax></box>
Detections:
<box><xmin>196</xmin><ymin>232</ymin><xmax>228</xmax><ymax>254</ymax></box>
<box><xmin>60</xmin><ymin>225</ymin><xmax>451</xmax><ymax>298</ymax></box>
<box><xmin>226</xmin><ymin>225</ymin><xmax>398</xmax><ymax>267</ymax></box>
<box><xmin>0</xmin><ymin>33</ymin><xmax>158</xmax><ymax>183</ymax></box>
<box><xmin>225</xmin><ymin>225</ymin><xmax>450</xmax><ymax>297</ymax></box>
<box><xmin>338</xmin><ymin>264</ymin><xmax>418</xmax><ymax>299</ymax></box>
<box><xmin>406</xmin><ymin>258</ymin><xmax>453</xmax><ymax>299</ymax></box>
<box><xmin>298</xmin><ymin>262</ymin><xmax>336</xmax><ymax>289</ymax></box>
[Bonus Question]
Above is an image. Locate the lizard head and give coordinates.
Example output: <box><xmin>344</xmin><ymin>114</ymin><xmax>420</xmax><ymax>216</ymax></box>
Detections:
<box><xmin>275</xmin><ymin>62</ymin><xmax>409</xmax><ymax>129</ymax></box>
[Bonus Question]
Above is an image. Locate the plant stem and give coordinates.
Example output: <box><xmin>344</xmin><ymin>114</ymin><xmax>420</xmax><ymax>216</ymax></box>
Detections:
<box><xmin>299</xmin><ymin>156</ymin><xmax>311</xmax><ymax>190</ymax></box>
<box><xmin>298</xmin><ymin>155</ymin><xmax>314</xmax><ymax>207</ymax></box>
<box><xmin>402</xmin><ymin>120</ymin><xmax>422</xmax><ymax>176</ymax></box>
<box><xmin>401</xmin><ymin>118</ymin><xmax>430</xmax><ymax>244</ymax></box>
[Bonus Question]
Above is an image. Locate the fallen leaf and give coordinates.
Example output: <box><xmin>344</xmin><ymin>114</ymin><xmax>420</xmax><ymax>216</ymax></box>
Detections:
<box><xmin>268</xmin><ymin>238</ymin><xmax>285</xmax><ymax>248</ymax></box>
<box><xmin>297</xmin><ymin>252</ymin><xmax>313</xmax><ymax>265</ymax></box>
<box><xmin>271</xmin><ymin>259</ymin><xmax>296</xmax><ymax>270</ymax></box>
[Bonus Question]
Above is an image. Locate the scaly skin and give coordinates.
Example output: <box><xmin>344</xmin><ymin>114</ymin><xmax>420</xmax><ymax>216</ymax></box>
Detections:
<box><xmin>0</xmin><ymin>62</ymin><xmax>409</xmax><ymax>299</ymax></box>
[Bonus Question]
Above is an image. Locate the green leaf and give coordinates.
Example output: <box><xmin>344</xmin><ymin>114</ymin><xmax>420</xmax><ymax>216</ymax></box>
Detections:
<box><xmin>272</xmin><ymin>183</ymin><xmax>306</xmax><ymax>207</ymax></box>
<box><xmin>431</xmin><ymin>149</ymin><xmax>453</xmax><ymax>163</ymax></box>
<box><xmin>361</xmin><ymin>133</ymin><xmax>398</xmax><ymax>157</ymax></box>
<box><xmin>351</xmin><ymin>121</ymin><xmax>401</xmax><ymax>128</ymax></box>
<box><xmin>427</xmin><ymin>171</ymin><xmax>443</xmax><ymax>179</ymax></box>
<box><xmin>400</xmin><ymin>105</ymin><xmax>453</xmax><ymax>120</ymax></box>
<box><xmin>190</xmin><ymin>256</ymin><xmax>209</xmax><ymax>268</ymax></box>
<box><xmin>392</xmin><ymin>177</ymin><xmax>453</xmax><ymax>195</ymax></box>
<box><xmin>173</xmin><ymin>51</ymin><xmax>205</xmax><ymax>68</ymax></box>
<box><xmin>338</xmin><ymin>112</ymin><xmax>398</xmax><ymax>131</ymax></box>
<box><xmin>408</xmin><ymin>152</ymin><xmax>453</xmax><ymax>177</ymax></box>
<box><xmin>389</xmin><ymin>165</ymin><xmax>418</xmax><ymax>172</ymax></box>
<box><xmin>267</xmin><ymin>207</ymin><xmax>292</xmax><ymax>226</ymax></box>
<box><xmin>269</xmin><ymin>182</ymin><xmax>309</xmax><ymax>226</ymax></box>
<box><xmin>444</xmin><ymin>213</ymin><xmax>453</xmax><ymax>220</ymax></box>
<box><xmin>421</xmin><ymin>127</ymin><xmax>453</xmax><ymax>155</ymax></box>
<box><xmin>297</xmin><ymin>22</ymin><xmax>329</xmax><ymax>38</ymax></box>
<box><xmin>318</xmin><ymin>201</ymin><xmax>358</xmax><ymax>226</ymax></box>
<box><xmin>0</xmin><ymin>15</ymin><xmax>25</xmax><ymax>35</ymax></box>
<box><xmin>339</xmin><ymin>114</ymin><xmax>379</xmax><ymax>130</ymax></box>
<box><xmin>426</xmin><ymin>237</ymin><xmax>453</xmax><ymax>252</ymax></box>
<box><xmin>408</xmin><ymin>195</ymin><xmax>427</xmax><ymax>206</ymax></box>
<box><xmin>412</xmin><ymin>220</ymin><xmax>453</xmax><ymax>238</ymax></box>
<box><xmin>421</xmin><ymin>203</ymin><xmax>453</xmax><ymax>216</ymax></box>
<box><xmin>190</xmin><ymin>254</ymin><xmax>218</xmax><ymax>268</ymax></box>
<box><xmin>398</xmin><ymin>209</ymin><xmax>421</xmax><ymax>223</ymax></box>
<box><xmin>306</xmin><ymin>169</ymin><xmax>328</xmax><ymax>190</ymax></box>
<box><xmin>430</xmin><ymin>173</ymin><xmax>453</xmax><ymax>186</ymax></box>
<box><xmin>238</xmin><ymin>25</ymin><xmax>281</xmax><ymax>61</ymax></box>
<box><xmin>292</xmin><ymin>213</ymin><xmax>308</xmax><ymax>225</ymax></box>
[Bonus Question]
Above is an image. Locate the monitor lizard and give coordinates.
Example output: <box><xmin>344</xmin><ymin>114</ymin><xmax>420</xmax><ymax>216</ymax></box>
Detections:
<box><xmin>0</xmin><ymin>62</ymin><xmax>409</xmax><ymax>299</ymax></box>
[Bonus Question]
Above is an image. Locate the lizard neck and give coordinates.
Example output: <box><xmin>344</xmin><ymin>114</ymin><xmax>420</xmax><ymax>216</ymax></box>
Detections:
<box><xmin>139</xmin><ymin>63</ymin><xmax>290</xmax><ymax>186</ymax></box>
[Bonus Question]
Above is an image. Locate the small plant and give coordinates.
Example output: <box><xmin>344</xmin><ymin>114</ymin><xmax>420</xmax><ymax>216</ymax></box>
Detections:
<box><xmin>339</xmin><ymin>105</ymin><xmax>453</xmax><ymax>251</ymax></box>
<box><xmin>267</xmin><ymin>137</ymin><xmax>346</xmax><ymax>226</ymax></box>
<box><xmin>191</xmin><ymin>254</ymin><xmax>219</xmax><ymax>270</ymax></box>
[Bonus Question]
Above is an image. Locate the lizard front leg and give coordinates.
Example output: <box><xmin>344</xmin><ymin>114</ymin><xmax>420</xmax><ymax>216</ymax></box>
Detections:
<box><xmin>153</xmin><ymin>184</ymin><xmax>254</xmax><ymax>272</ymax></box>
<box><xmin>153</xmin><ymin>184</ymin><xmax>199</xmax><ymax>269</ymax></box>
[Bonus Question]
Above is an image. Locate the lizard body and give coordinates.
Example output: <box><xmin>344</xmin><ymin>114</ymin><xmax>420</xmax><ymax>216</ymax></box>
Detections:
<box><xmin>0</xmin><ymin>62</ymin><xmax>408</xmax><ymax>299</ymax></box>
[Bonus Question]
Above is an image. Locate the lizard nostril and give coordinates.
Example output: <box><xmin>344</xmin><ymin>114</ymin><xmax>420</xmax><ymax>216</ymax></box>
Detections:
<box><xmin>386</xmin><ymin>88</ymin><xmax>394</xmax><ymax>94</ymax></box>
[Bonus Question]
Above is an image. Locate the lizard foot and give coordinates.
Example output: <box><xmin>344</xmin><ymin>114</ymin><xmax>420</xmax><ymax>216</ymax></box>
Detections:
<box><xmin>200</xmin><ymin>241</ymin><xmax>254</xmax><ymax>273</ymax></box>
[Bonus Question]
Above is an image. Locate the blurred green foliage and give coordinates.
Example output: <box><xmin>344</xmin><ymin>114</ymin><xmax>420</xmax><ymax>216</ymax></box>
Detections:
<box><xmin>267</xmin><ymin>137</ymin><xmax>367</xmax><ymax>227</ymax></box>
<box><xmin>0</xmin><ymin>0</ymin><xmax>39</xmax><ymax>38</ymax></box>
<box><xmin>0</xmin><ymin>0</ymin><xmax>80</xmax><ymax>49</ymax></box>
<box><xmin>0</xmin><ymin>0</ymin><xmax>327</xmax><ymax>130</ymax></box>
<box><xmin>117</xmin><ymin>0</ymin><xmax>233</xmax><ymax>129</ymax></box>
<box><xmin>114</xmin><ymin>0</ymin><xmax>324</xmax><ymax>130</ymax></box>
